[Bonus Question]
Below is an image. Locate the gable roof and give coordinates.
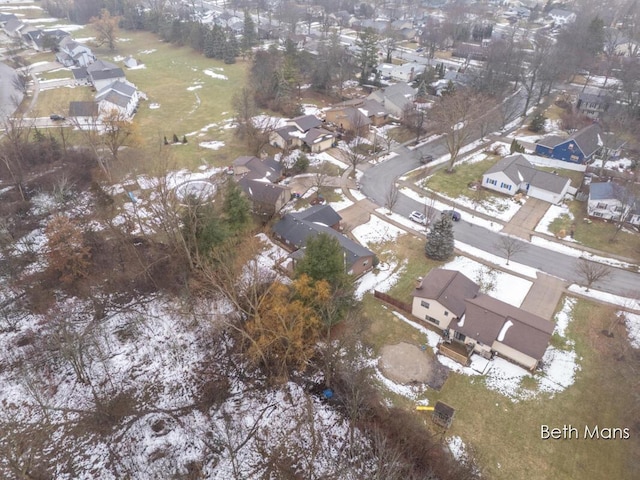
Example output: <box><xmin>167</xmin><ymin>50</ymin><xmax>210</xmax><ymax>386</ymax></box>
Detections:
<box><xmin>461</xmin><ymin>294</ymin><xmax>554</xmax><ymax>361</ymax></box>
<box><xmin>485</xmin><ymin>155</ymin><xmax>571</xmax><ymax>194</ymax></box>
<box><xmin>570</xmin><ymin>123</ymin><xmax>603</xmax><ymax>158</ymax></box>
<box><xmin>87</xmin><ymin>59</ymin><xmax>125</xmax><ymax>80</ymax></box>
<box><xmin>368</xmin><ymin>82</ymin><xmax>416</xmax><ymax>103</ymax></box>
<box><xmin>232</xmin><ymin>156</ymin><xmax>283</xmax><ymax>181</ymax></box>
<box><xmin>289</xmin><ymin>114</ymin><xmax>323</xmax><ymax>132</ymax></box>
<box><xmin>96</xmin><ymin>80</ymin><xmax>136</xmax><ymax>98</ymax></box>
<box><xmin>273</xmin><ymin>206</ymin><xmax>374</xmax><ymax>268</ymax></box>
<box><xmin>97</xmin><ymin>90</ymin><xmax>133</xmax><ymax>109</ymax></box>
<box><xmin>69</xmin><ymin>101</ymin><xmax>98</xmax><ymax>117</ymax></box>
<box><xmin>304</xmin><ymin>127</ymin><xmax>335</xmax><ymax>145</ymax></box>
<box><xmin>71</xmin><ymin>67</ymin><xmax>88</xmax><ymax>80</ymax></box>
<box><xmin>412</xmin><ymin>269</ymin><xmax>480</xmax><ymax>318</ymax></box>
<box><xmin>238</xmin><ymin>177</ymin><xmax>290</xmax><ymax>205</ymax></box>
<box><xmin>4</xmin><ymin>18</ymin><xmax>23</xmax><ymax>33</ymax></box>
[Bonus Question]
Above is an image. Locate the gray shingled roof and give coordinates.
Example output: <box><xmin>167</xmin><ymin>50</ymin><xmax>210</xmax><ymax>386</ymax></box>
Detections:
<box><xmin>412</xmin><ymin>269</ymin><xmax>480</xmax><ymax>318</ymax></box>
<box><xmin>96</xmin><ymin>80</ymin><xmax>136</xmax><ymax>98</ymax></box>
<box><xmin>87</xmin><ymin>59</ymin><xmax>125</xmax><ymax>81</ymax></box>
<box><xmin>273</xmin><ymin>125</ymin><xmax>298</xmax><ymax>141</ymax></box>
<box><xmin>232</xmin><ymin>156</ymin><xmax>282</xmax><ymax>181</ymax></box>
<box><xmin>304</xmin><ymin>127</ymin><xmax>334</xmax><ymax>145</ymax></box>
<box><xmin>461</xmin><ymin>294</ymin><xmax>554</xmax><ymax>361</ymax></box>
<box><xmin>97</xmin><ymin>90</ymin><xmax>131</xmax><ymax>109</ymax></box>
<box><xmin>71</xmin><ymin>67</ymin><xmax>88</xmax><ymax>80</ymax></box>
<box><xmin>290</xmin><ymin>114</ymin><xmax>323</xmax><ymax>132</ymax></box>
<box><xmin>238</xmin><ymin>178</ymin><xmax>290</xmax><ymax>205</ymax></box>
<box><xmin>69</xmin><ymin>101</ymin><xmax>98</xmax><ymax>117</ymax></box>
<box><xmin>273</xmin><ymin>206</ymin><xmax>374</xmax><ymax>268</ymax></box>
<box><xmin>485</xmin><ymin>155</ymin><xmax>571</xmax><ymax>194</ymax></box>
<box><xmin>570</xmin><ymin>123</ymin><xmax>602</xmax><ymax>158</ymax></box>
<box><xmin>293</xmin><ymin>204</ymin><xmax>342</xmax><ymax>226</ymax></box>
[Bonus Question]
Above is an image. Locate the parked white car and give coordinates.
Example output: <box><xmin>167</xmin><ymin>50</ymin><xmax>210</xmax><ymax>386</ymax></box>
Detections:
<box><xmin>409</xmin><ymin>211</ymin><xmax>428</xmax><ymax>225</ymax></box>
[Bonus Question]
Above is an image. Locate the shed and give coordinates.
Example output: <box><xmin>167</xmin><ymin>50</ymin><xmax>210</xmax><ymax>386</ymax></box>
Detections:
<box><xmin>432</xmin><ymin>401</ymin><xmax>455</xmax><ymax>428</ymax></box>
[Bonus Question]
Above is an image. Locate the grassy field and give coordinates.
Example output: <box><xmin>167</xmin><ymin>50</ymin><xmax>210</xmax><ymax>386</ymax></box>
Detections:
<box><xmin>360</xmin><ymin>286</ymin><xmax>639</xmax><ymax>479</ymax></box>
<box><xmin>32</xmin><ymin>87</ymin><xmax>94</xmax><ymax>117</ymax></box>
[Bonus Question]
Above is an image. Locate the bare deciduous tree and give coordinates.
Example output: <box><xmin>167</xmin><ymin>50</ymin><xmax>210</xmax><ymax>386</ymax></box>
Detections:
<box><xmin>494</xmin><ymin>236</ymin><xmax>528</xmax><ymax>265</ymax></box>
<box><xmin>385</xmin><ymin>180</ymin><xmax>399</xmax><ymax>213</ymax></box>
<box><xmin>575</xmin><ymin>259</ymin><xmax>612</xmax><ymax>292</ymax></box>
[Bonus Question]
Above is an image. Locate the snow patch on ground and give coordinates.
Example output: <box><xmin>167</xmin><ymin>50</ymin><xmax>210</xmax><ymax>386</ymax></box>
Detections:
<box><xmin>624</xmin><ymin>312</ymin><xmax>640</xmax><ymax>349</ymax></box>
<box><xmin>568</xmin><ymin>285</ymin><xmax>640</xmax><ymax>310</ymax></box>
<box><xmin>534</xmin><ymin>203</ymin><xmax>573</xmax><ymax>237</ymax></box>
<box><xmin>351</xmin><ymin>215</ymin><xmax>404</xmax><ymax>247</ymax></box>
<box><xmin>442</xmin><ymin>256</ymin><xmax>532</xmax><ymax>307</ymax></box>
<box><xmin>326</xmin><ymin>189</ymin><xmax>353</xmax><ymax>212</ymax></box>
<box><xmin>530</xmin><ymin>236</ymin><xmax>637</xmax><ymax>270</ymax></box>
<box><xmin>149</xmin><ymin>103</ymin><xmax>160</xmax><ymax>109</ymax></box>
<box><xmin>447</xmin><ymin>436</ymin><xmax>469</xmax><ymax>462</ymax></box>
<box><xmin>354</xmin><ymin>261</ymin><xmax>403</xmax><ymax>300</ymax></box>
<box><xmin>199</xmin><ymin>141</ymin><xmax>225</xmax><ymax>150</ymax></box>
<box><xmin>203</xmin><ymin>69</ymin><xmax>228</xmax><ymax>80</ymax></box>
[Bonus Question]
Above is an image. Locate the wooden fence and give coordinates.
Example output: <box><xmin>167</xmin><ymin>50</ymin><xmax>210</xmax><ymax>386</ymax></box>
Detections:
<box><xmin>373</xmin><ymin>290</ymin><xmax>412</xmax><ymax>313</ymax></box>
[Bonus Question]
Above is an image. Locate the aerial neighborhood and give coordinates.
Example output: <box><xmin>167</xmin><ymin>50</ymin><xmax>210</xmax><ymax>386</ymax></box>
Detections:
<box><xmin>0</xmin><ymin>0</ymin><xmax>638</xmax><ymax>478</ymax></box>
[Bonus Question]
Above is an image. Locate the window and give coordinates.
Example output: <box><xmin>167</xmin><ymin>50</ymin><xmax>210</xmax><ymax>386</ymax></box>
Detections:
<box><xmin>454</xmin><ymin>331</ymin><xmax>466</xmax><ymax>341</ymax></box>
<box><xmin>421</xmin><ymin>300</ymin><xmax>430</xmax><ymax>309</ymax></box>
<box><xmin>486</xmin><ymin>178</ymin><xmax>497</xmax><ymax>186</ymax></box>
<box><xmin>592</xmin><ymin>212</ymin><xmax>603</xmax><ymax>217</ymax></box>
<box><xmin>444</xmin><ymin>311</ymin><xmax>449</xmax><ymax>316</ymax></box>
<box><xmin>570</xmin><ymin>155</ymin><xmax>579</xmax><ymax>161</ymax></box>
<box><xmin>426</xmin><ymin>315</ymin><xmax>440</xmax><ymax>325</ymax></box>
<box><xmin>596</xmin><ymin>202</ymin><xmax>607</xmax><ymax>209</ymax></box>
<box><xmin>614</xmin><ymin>206</ymin><xmax>623</xmax><ymax>213</ymax></box>
<box><xmin>362</xmin><ymin>260</ymin><xmax>369</xmax><ymax>266</ymax></box>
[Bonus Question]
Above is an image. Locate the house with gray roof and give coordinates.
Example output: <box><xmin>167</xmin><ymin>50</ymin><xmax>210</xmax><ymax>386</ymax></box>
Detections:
<box><xmin>232</xmin><ymin>156</ymin><xmax>290</xmax><ymax>217</ymax></box>
<box><xmin>576</xmin><ymin>92</ymin><xmax>611</xmax><ymax>119</ymax></box>
<box><xmin>411</xmin><ymin>269</ymin><xmax>480</xmax><ymax>330</ymax></box>
<box><xmin>271</xmin><ymin>114</ymin><xmax>335</xmax><ymax>153</ymax></box>
<box><xmin>451</xmin><ymin>294</ymin><xmax>555</xmax><ymax>370</ymax></box>
<box><xmin>273</xmin><ymin>205</ymin><xmax>376</xmax><ymax>276</ymax></box>
<box><xmin>96</xmin><ymin>80</ymin><xmax>139</xmax><ymax>118</ymax></box>
<box><xmin>3</xmin><ymin>17</ymin><xmax>24</xmax><ymax>38</ymax></box>
<box><xmin>57</xmin><ymin>36</ymin><xmax>95</xmax><ymax>67</ymax></box>
<box><xmin>548</xmin><ymin>8</ymin><xmax>576</xmax><ymax>25</ymax></box>
<box><xmin>87</xmin><ymin>59</ymin><xmax>126</xmax><ymax>91</ymax></box>
<box><xmin>367</xmin><ymin>83</ymin><xmax>416</xmax><ymax>118</ymax></box>
<box><xmin>535</xmin><ymin>123</ymin><xmax>603</xmax><ymax>164</ymax></box>
<box><xmin>587</xmin><ymin>182</ymin><xmax>640</xmax><ymax>226</ymax></box>
<box><xmin>482</xmin><ymin>154</ymin><xmax>571</xmax><ymax>204</ymax></box>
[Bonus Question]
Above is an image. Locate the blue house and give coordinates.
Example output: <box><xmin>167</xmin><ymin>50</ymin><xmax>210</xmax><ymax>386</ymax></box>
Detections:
<box><xmin>535</xmin><ymin>124</ymin><xmax>603</xmax><ymax>164</ymax></box>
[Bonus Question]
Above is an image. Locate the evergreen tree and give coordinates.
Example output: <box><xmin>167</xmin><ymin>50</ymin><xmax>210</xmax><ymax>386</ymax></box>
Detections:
<box><xmin>295</xmin><ymin>233</ymin><xmax>347</xmax><ymax>289</ymax></box>
<box><xmin>223</xmin><ymin>180</ymin><xmax>251</xmax><ymax>234</ymax></box>
<box><xmin>586</xmin><ymin>16</ymin><xmax>605</xmax><ymax>55</ymax></box>
<box><xmin>224</xmin><ymin>35</ymin><xmax>239</xmax><ymax>64</ymax></box>
<box><xmin>242</xmin><ymin>9</ymin><xmax>257</xmax><ymax>52</ymax></box>
<box><xmin>528</xmin><ymin>112</ymin><xmax>546</xmax><ymax>132</ymax></box>
<box><xmin>510</xmin><ymin>139</ymin><xmax>525</xmax><ymax>153</ymax></box>
<box><xmin>355</xmin><ymin>27</ymin><xmax>379</xmax><ymax>83</ymax></box>
<box><xmin>425</xmin><ymin>215</ymin><xmax>454</xmax><ymax>260</ymax></box>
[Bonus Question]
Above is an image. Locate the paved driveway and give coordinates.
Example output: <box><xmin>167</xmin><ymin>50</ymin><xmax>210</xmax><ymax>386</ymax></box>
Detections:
<box><xmin>520</xmin><ymin>273</ymin><xmax>567</xmax><ymax>320</ymax></box>
<box><xmin>502</xmin><ymin>198</ymin><xmax>550</xmax><ymax>240</ymax></box>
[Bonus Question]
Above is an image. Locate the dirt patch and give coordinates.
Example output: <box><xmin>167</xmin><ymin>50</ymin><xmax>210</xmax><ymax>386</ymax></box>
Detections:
<box><xmin>379</xmin><ymin>342</ymin><xmax>449</xmax><ymax>389</ymax></box>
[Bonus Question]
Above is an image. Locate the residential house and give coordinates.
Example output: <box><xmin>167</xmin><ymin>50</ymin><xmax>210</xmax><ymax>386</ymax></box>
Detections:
<box><xmin>482</xmin><ymin>154</ymin><xmax>572</xmax><ymax>204</ymax></box>
<box><xmin>535</xmin><ymin>123</ymin><xmax>603</xmax><ymax>164</ymax></box>
<box><xmin>273</xmin><ymin>205</ymin><xmax>376</xmax><ymax>276</ymax></box>
<box><xmin>96</xmin><ymin>80</ymin><xmax>139</xmax><ymax>118</ymax></box>
<box><xmin>22</xmin><ymin>28</ymin><xmax>68</xmax><ymax>51</ymax></box>
<box><xmin>68</xmin><ymin>101</ymin><xmax>99</xmax><ymax>127</ymax></box>
<box><xmin>548</xmin><ymin>9</ymin><xmax>576</xmax><ymax>25</ymax></box>
<box><xmin>238</xmin><ymin>178</ymin><xmax>291</xmax><ymax>217</ymax></box>
<box><xmin>71</xmin><ymin>67</ymin><xmax>91</xmax><ymax>86</ymax></box>
<box><xmin>271</xmin><ymin>115</ymin><xmax>335</xmax><ymax>153</ymax></box>
<box><xmin>87</xmin><ymin>59</ymin><xmax>126</xmax><ymax>91</ymax></box>
<box><xmin>232</xmin><ymin>155</ymin><xmax>283</xmax><ymax>180</ymax></box>
<box><xmin>576</xmin><ymin>92</ymin><xmax>611</xmax><ymax>119</ymax></box>
<box><xmin>327</xmin><ymin>98</ymin><xmax>388</xmax><ymax>127</ymax></box>
<box><xmin>378</xmin><ymin>62</ymin><xmax>425</xmax><ymax>82</ymax></box>
<box><xmin>325</xmin><ymin>105</ymin><xmax>372</xmax><ymax>135</ymax></box>
<box><xmin>367</xmin><ymin>83</ymin><xmax>416</xmax><ymax>118</ymax></box>
<box><xmin>431</xmin><ymin>69</ymin><xmax>470</xmax><ymax>96</ymax></box>
<box><xmin>451</xmin><ymin>294</ymin><xmax>554</xmax><ymax>370</ymax></box>
<box><xmin>411</xmin><ymin>269</ymin><xmax>480</xmax><ymax>330</ymax></box>
<box><xmin>587</xmin><ymin>182</ymin><xmax>640</xmax><ymax>225</ymax></box>
<box><xmin>123</xmin><ymin>56</ymin><xmax>141</xmax><ymax>69</ymax></box>
<box><xmin>56</xmin><ymin>36</ymin><xmax>95</xmax><ymax>67</ymax></box>
<box><xmin>452</xmin><ymin>42</ymin><xmax>488</xmax><ymax>62</ymax></box>
<box><xmin>0</xmin><ymin>13</ymin><xmax>18</xmax><ymax>27</ymax></box>
<box><xmin>3</xmin><ymin>17</ymin><xmax>24</xmax><ymax>38</ymax></box>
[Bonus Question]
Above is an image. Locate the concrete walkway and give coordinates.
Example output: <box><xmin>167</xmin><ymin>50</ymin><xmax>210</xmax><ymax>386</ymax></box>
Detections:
<box><xmin>520</xmin><ymin>273</ymin><xmax>568</xmax><ymax>320</ymax></box>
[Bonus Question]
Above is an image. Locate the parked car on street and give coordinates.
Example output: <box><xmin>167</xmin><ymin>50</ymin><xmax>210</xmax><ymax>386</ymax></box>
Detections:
<box><xmin>441</xmin><ymin>210</ymin><xmax>461</xmax><ymax>221</ymax></box>
<box><xmin>49</xmin><ymin>114</ymin><xmax>65</xmax><ymax>121</ymax></box>
<box><xmin>420</xmin><ymin>154</ymin><xmax>434</xmax><ymax>164</ymax></box>
<box><xmin>409</xmin><ymin>211</ymin><xmax>428</xmax><ymax>225</ymax></box>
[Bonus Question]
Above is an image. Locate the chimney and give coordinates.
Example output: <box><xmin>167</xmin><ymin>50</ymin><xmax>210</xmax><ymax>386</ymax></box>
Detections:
<box><xmin>415</xmin><ymin>276</ymin><xmax>423</xmax><ymax>289</ymax></box>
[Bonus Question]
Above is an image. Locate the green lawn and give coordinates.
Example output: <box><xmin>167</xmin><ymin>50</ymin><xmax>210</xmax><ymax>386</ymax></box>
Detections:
<box><xmin>359</xmin><ymin>293</ymin><xmax>639</xmax><ymax>480</ymax></box>
<box><xmin>37</xmin><ymin>68</ymin><xmax>73</xmax><ymax>81</ymax></box>
<box><xmin>567</xmin><ymin>201</ymin><xmax>640</xmax><ymax>262</ymax></box>
<box><xmin>33</xmin><ymin>87</ymin><xmax>95</xmax><ymax>118</ymax></box>
<box><xmin>423</xmin><ymin>158</ymin><xmax>497</xmax><ymax>197</ymax></box>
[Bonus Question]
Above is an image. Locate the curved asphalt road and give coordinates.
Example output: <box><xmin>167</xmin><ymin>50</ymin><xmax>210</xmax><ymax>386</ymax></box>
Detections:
<box><xmin>361</xmin><ymin>111</ymin><xmax>640</xmax><ymax>297</ymax></box>
<box><xmin>0</xmin><ymin>61</ymin><xmax>23</xmax><ymax>123</ymax></box>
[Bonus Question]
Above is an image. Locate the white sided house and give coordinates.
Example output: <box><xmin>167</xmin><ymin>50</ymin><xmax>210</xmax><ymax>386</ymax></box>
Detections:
<box><xmin>87</xmin><ymin>59</ymin><xmax>126</xmax><ymax>91</ymax></box>
<box><xmin>56</xmin><ymin>36</ymin><xmax>95</xmax><ymax>67</ymax></box>
<box><xmin>96</xmin><ymin>81</ymin><xmax>139</xmax><ymax>119</ymax></box>
<box><xmin>588</xmin><ymin>182</ymin><xmax>640</xmax><ymax>226</ymax></box>
<box><xmin>411</xmin><ymin>269</ymin><xmax>480</xmax><ymax>330</ymax></box>
<box><xmin>482</xmin><ymin>154</ymin><xmax>571</xmax><ymax>204</ymax></box>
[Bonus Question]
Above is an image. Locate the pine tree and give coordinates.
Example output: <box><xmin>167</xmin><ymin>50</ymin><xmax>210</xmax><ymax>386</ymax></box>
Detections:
<box><xmin>222</xmin><ymin>180</ymin><xmax>251</xmax><ymax>234</ymax></box>
<box><xmin>295</xmin><ymin>233</ymin><xmax>347</xmax><ymax>289</ymax></box>
<box><xmin>355</xmin><ymin>27</ymin><xmax>379</xmax><ymax>83</ymax></box>
<box><xmin>425</xmin><ymin>215</ymin><xmax>454</xmax><ymax>260</ymax></box>
<box><xmin>242</xmin><ymin>9</ymin><xmax>257</xmax><ymax>52</ymax></box>
<box><xmin>224</xmin><ymin>35</ymin><xmax>238</xmax><ymax>64</ymax></box>
<box><xmin>510</xmin><ymin>139</ymin><xmax>525</xmax><ymax>153</ymax></box>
